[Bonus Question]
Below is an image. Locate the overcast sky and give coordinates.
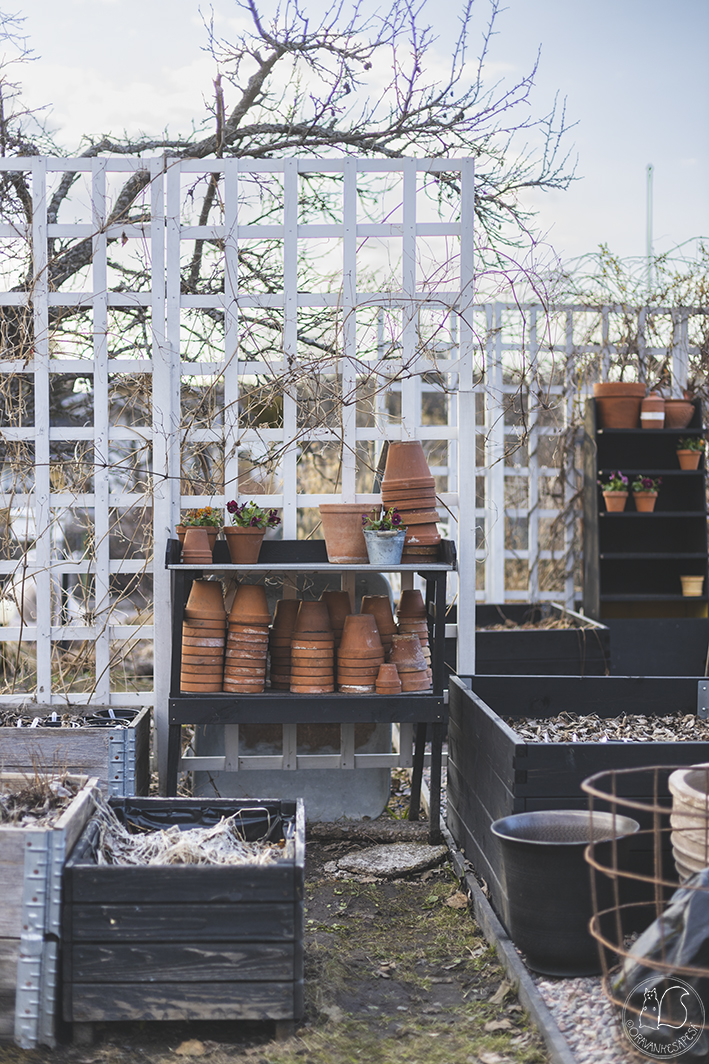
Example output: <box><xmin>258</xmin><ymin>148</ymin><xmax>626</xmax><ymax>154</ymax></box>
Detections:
<box><xmin>13</xmin><ymin>0</ymin><xmax>709</xmax><ymax>266</ymax></box>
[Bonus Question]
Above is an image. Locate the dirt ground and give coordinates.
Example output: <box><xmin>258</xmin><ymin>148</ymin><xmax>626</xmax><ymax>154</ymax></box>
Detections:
<box><xmin>0</xmin><ymin>820</ymin><xmax>548</xmax><ymax>1064</ymax></box>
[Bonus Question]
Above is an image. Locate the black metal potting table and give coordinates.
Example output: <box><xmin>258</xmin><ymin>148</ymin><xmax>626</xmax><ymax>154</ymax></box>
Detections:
<box><xmin>165</xmin><ymin>538</ymin><xmax>455</xmax><ymax>843</ymax></box>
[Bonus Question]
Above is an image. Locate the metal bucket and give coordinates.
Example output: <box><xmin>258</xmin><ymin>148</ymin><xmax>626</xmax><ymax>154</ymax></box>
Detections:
<box><xmin>491</xmin><ymin>809</ymin><xmax>639</xmax><ymax>977</ymax></box>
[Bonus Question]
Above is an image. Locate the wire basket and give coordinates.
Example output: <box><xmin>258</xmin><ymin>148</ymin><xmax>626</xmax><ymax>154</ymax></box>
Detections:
<box><xmin>582</xmin><ymin>765</ymin><xmax>709</xmax><ymax>1058</ymax></box>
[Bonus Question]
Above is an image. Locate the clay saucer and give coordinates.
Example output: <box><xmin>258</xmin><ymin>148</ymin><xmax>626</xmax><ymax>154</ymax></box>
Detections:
<box><xmin>225</xmin><ymin>646</ymin><xmax>268</xmax><ymax>659</ymax></box>
<box><xmin>224</xmin><ymin>664</ymin><xmax>267</xmax><ymax>677</ymax></box>
<box><xmin>338</xmin><ymin>684</ymin><xmax>375</xmax><ymax>694</ymax></box>
<box><xmin>229</xmin><ymin>622</ymin><xmax>270</xmax><ymax>634</ymax></box>
<box><xmin>181</xmin><ymin>553</ymin><xmax>213</xmax><ymax>566</ymax></box>
<box><xmin>223</xmin><ymin>683</ymin><xmax>265</xmax><ymax>694</ymax></box>
<box><xmin>291</xmin><ymin>660</ymin><xmax>334</xmax><ymax>673</ymax></box>
<box><xmin>181</xmin><ymin>656</ymin><xmax>225</xmax><ymax>669</ymax></box>
<box><xmin>181</xmin><ymin>682</ymin><xmax>223</xmax><ymax>693</ymax></box>
<box><xmin>227</xmin><ymin>630</ymin><xmax>269</xmax><ymax>644</ymax></box>
<box><xmin>290</xmin><ymin>683</ymin><xmax>335</xmax><ymax>694</ymax></box>
<box><xmin>290</xmin><ymin>669</ymin><xmax>335</xmax><ymax>682</ymax></box>
<box><xmin>181</xmin><ymin>665</ymin><xmax>224</xmax><ymax>678</ymax></box>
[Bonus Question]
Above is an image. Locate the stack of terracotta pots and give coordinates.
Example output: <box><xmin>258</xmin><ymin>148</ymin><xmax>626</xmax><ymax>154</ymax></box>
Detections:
<box><xmin>181</xmin><ymin>526</ymin><xmax>213</xmax><ymax>565</ymax></box>
<box><xmin>320</xmin><ymin>590</ymin><xmax>352</xmax><ymax>649</ymax></box>
<box><xmin>375</xmin><ymin>663</ymin><xmax>402</xmax><ymax>695</ymax></box>
<box><xmin>181</xmin><ymin>580</ymin><xmax>226</xmax><ymax>693</ymax></box>
<box><xmin>380</xmin><ymin>441</ymin><xmax>441</xmax><ymax>561</ymax></box>
<box><xmin>397</xmin><ymin>589</ymin><xmax>431</xmax><ymax>668</ymax></box>
<box><xmin>361</xmin><ymin>595</ymin><xmax>397</xmax><ymax>656</ymax></box>
<box><xmin>290</xmin><ymin>602</ymin><xmax>335</xmax><ymax>694</ymax></box>
<box><xmin>269</xmin><ymin>598</ymin><xmax>300</xmax><ymax>691</ymax></box>
<box><xmin>337</xmin><ymin>615</ymin><xmax>385</xmax><ymax>693</ymax></box>
<box><xmin>389</xmin><ymin>633</ymin><xmax>432</xmax><ymax>692</ymax></box>
<box><xmin>224</xmin><ymin>584</ymin><xmax>271</xmax><ymax>693</ymax></box>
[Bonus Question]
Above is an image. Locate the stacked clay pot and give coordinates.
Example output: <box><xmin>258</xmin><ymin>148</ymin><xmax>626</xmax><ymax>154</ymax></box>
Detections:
<box><xmin>375</xmin><ymin>663</ymin><xmax>402</xmax><ymax>695</ymax></box>
<box><xmin>181</xmin><ymin>526</ymin><xmax>213</xmax><ymax>565</ymax></box>
<box><xmin>337</xmin><ymin>614</ymin><xmax>385</xmax><ymax>694</ymax></box>
<box><xmin>381</xmin><ymin>441</ymin><xmax>441</xmax><ymax>562</ymax></box>
<box><xmin>389</xmin><ymin>633</ymin><xmax>432</xmax><ymax>692</ymax></box>
<box><xmin>290</xmin><ymin>601</ymin><xmax>335</xmax><ymax>694</ymax></box>
<box><xmin>320</xmin><ymin>590</ymin><xmax>352</xmax><ymax>649</ymax></box>
<box><xmin>397</xmin><ymin>589</ymin><xmax>431</xmax><ymax>668</ymax></box>
<box><xmin>361</xmin><ymin>595</ymin><xmax>397</xmax><ymax>656</ymax></box>
<box><xmin>181</xmin><ymin>580</ymin><xmax>226</xmax><ymax>693</ymax></box>
<box><xmin>269</xmin><ymin>598</ymin><xmax>300</xmax><ymax>691</ymax></box>
<box><xmin>224</xmin><ymin>584</ymin><xmax>271</xmax><ymax>693</ymax></box>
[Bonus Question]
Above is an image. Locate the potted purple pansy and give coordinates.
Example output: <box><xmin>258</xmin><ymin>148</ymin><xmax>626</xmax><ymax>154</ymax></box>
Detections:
<box><xmin>223</xmin><ymin>500</ymin><xmax>281</xmax><ymax>564</ymax></box>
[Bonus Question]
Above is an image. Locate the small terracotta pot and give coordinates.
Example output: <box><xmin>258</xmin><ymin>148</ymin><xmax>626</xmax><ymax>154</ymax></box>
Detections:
<box><xmin>185</xmin><ymin>580</ymin><xmax>226</xmax><ymax>617</ymax></box>
<box><xmin>602</xmin><ymin>491</ymin><xmax>628</xmax><ymax>513</ymax></box>
<box><xmin>272</xmin><ymin>599</ymin><xmax>301</xmax><ymax>630</ymax></box>
<box><xmin>176</xmin><ymin>526</ymin><xmax>219</xmax><ymax>550</ymax></box>
<box><xmin>228</xmin><ymin>584</ymin><xmax>271</xmax><ymax>625</ymax></box>
<box><xmin>398</xmin><ymin>589</ymin><xmax>426</xmax><ymax>619</ymax></box>
<box><xmin>320</xmin><ymin>590</ymin><xmax>353</xmax><ymax>631</ymax></box>
<box><xmin>181</xmin><ymin>526</ymin><xmax>214</xmax><ymax>564</ymax></box>
<box><xmin>680</xmin><ymin>575</ymin><xmax>704</xmax><ymax>597</ymax></box>
<box><xmin>677</xmin><ymin>449</ymin><xmax>702</xmax><ymax>470</ymax></box>
<box><xmin>318</xmin><ymin>504</ymin><xmax>378</xmax><ymax>564</ymax></box>
<box><xmin>383</xmin><ymin>441</ymin><xmax>433</xmax><ymax>482</ymax></box>
<box><xmin>640</xmin><ymin>391</ymin><xmax>665</xmax><ymax>429</ymax></box>
<box><xmin>223</xmin><ymin>526</ymin><xmax>266</xmax><ymax>564</ymax></box>
<box><xmin>377</xmin><ymin>664</ymin><xmax>401</xmax><ymax>685</ymax></box>
<box><xmin>664</xmin><ymin>399</ymin><xmax>696</xmax><ymax>430</ymax></box>
<box><xmin>633</xmin><ymin>491</ymin><xmax>657</xmax><ymax>513</ymax></box>
<box><xmin>593</xmin><ymin>382</ymin><xmax>645</xmax><ymax>429</ymax></box>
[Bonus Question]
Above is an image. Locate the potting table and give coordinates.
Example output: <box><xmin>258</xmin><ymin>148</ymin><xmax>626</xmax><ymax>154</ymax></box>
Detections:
<box><xmin>165</xmin><ymin>538</ymin><xmax>456</xmax><ymax>843</ymax></box>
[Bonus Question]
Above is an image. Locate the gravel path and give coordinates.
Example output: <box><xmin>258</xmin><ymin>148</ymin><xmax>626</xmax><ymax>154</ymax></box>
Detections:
<box><xmin>532</xmin><ymin>975</ymin><xmax>637</xmax><ymax>1064</ymax></box>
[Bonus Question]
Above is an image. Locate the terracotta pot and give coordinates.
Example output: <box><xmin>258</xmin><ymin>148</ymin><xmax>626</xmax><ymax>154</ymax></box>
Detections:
<box><xmin>180</xmin><ymin>653</ymin><xmax>225</xmax><ymax>666</ymax></box>
<box><xmin>389</xmin><ymin>633</ymin><xmax>427</xmax><ymax>672</ymax></box>
<box><xmin>360</xmin><ymin>596</ymin><xmax>396</xmax><ymax>634</ymax></box>
<box><xmin>225</xmin><ymin>646</ymin><xmax>268</xmax><ymax>659</ymax></box>
<box><xmin>181</xmin><ymin>526</ymin><xmax>214</xmax><ymax>564</ymax></box>
<box><xmin>228</xmin><ymin>584</ymin><xmax>271</xmax><ymax>625</ymax></box>
<box><xmin>381</xmin><ymin>487</ymin><xmax>437</xmax><ymax>503</ymax></box>
<box><xmin>181</xmin><ymin>682</ymin><xmax>223</xmax><ymax>693</ymax></box>
<box><xmin>400</xmin><ymin>674</ymin><xmax>432</xmax><ymax>692</ymax></box>
<box><xmin>223</xmin><ymin>526</ymin><xmax>266</xmax><ymax>564</ymax></box>
<box><xmin>664</xmin><ymin>399</ymin><xmax>696</xmax><ymax>430</ymax></box>
<box><xmin>176</xmin><ymin>526</ymin><xmax>219</xmax><ymax>550</ymax></box>
<box><xmin>293</xmin><ymin>600</ymin><xmax>333</xmax><ymax>635</ymax></box>
<box><xmin>224</xmin><ymin>684</ymin><xmax>265</xmax><ymax>693</ymax></box>
<box><xmin>602</xmin><ymin>491</ymin><xmax>628</xmax><ymax>513</ymax></box>
<box><xmin>182</xmin><ymin>614</ymin><xmax>226</xmax><ymax>629</ymax></box>
<box><xmin>398</xmin><ymin>590</ymin><xmax>426</xmax><ymax>619</ymax></box>
<box><xmin>185</xmin><ymin>580</ymin><xmax>226</xmax><ymax>618</ymax></box>
<box><xmin>182</xmin><ymin>635</ymin><xmax>226</xmax><ymax>648</ymax></box>
<box><xmin>290</xmin><ymin>683</ymin><xmax>335</xmax><ymax>694</ymax></box>
<box><xmin>593</xmin><ymin>382</ymin><xmax>645</xmax><ymax>429</ymax></box>
<box><xmin>338</xmin><ymin>684</ymin><xmax>375</xmax><ymax>694</ymax></box>
<box><xmin>272</xmin><ymin>598</ymin><xmax>301</xmax><ymax>630</ymax></box>
<box><xmin>394</xmin><ymin>509</ymin><xmax>439</xmax><ymax>524</ymax></box>
<box><xmin>377</xmin><ymin>663</ymin><xmax>401</xmax><ymax>685</ymax></box>
<box><xmin>320</xmin><ymin>590</ymin><xmax>353</xmax><ymax>630</ymax></box>
<box><xmin>404</xmin><ymin>525</ymin><xmax>441</xmax><ymax>545</ymax></box>
<box><xmin>291</xmin><ymin>666</ymin><xmax>335</xmax><ymax>678</ymax></box>
<box><xmin>680</xmin><ymin>575</ymin><xmax>705</xmax><ymax>597</ymax></box>
<box><xmin>677</xmin><ymin>449</ymin><xmax>702</xmax><ymax>470</ymax></box>
<box><xmin>292</xmin><ymin>640</ymin><xmax>335</xmax><ymax>652</ymax></box>
<box><xmin>182</xmin><ymin>624</ymin><xmax>227</xmax><ymax>639</ymax></box>
<box><xmin>339</xmin><ymin>614</ymin><xmax>383</xmax><ymax>656</ymax></box>
<box><xmin>383</xmin><ymin>441</ymin><xmax>433</xmax><ymax>482</ymax></box>
<box><xmin>640</xmin><ymin>391</ymin><xmax>665</xmax><ymax>429</ymax></box>
<box><xmin>318</xmin><ymin>504</ymin><xmax>378</xmax><ymax>564</ymax></box>
<box><xmin>633</xmin><ymin>491</ymin><xmax>657</xmax><ymax>513</ymax></box>
<box><xmin>227</xmin><ymin>629</ymin><xmax>269</xmax><ymax>642</ymax></box>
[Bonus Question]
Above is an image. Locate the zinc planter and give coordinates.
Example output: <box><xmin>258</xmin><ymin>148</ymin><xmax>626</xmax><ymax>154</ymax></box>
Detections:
<box><xmin>491</xmin><ymin>809</ymin><xmax>639</xmax><ymax>976</ymax></box>
<box><xmin>602</xmin><ymin>490</ymin><xmax>628</xmax><ymax>512</ymax></box>
<box><xmin>633</xmin><ymin>491</ymin><xmax>657</xmax><ymax>513</ymax></box>
<box><xmin>363</xmin><ymin>529</ymin><xmax>406</xmax><ymax>566</ymax></box>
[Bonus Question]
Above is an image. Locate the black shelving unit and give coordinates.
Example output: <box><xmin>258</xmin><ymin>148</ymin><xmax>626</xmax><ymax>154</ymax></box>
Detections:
<box><xmin>583</xmin><ymin>398</ymin><xmax>708</xmax><ymax>620</ymax></box>
<box><xmin>165</xmin><ymin>537</ymin><xmax>456</xmax><ymax>843</ymax></box>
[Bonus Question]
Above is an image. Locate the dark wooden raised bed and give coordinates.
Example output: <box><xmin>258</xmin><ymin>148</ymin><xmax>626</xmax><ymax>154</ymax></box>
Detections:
<box><xmin>62</xmin><ymin>798</ymin><xmax>304</xmax><ymax>1029</ymax></box>
<box><xmin>447</xmin><ymin>674</ymin><xmax>708</xmax><ymax>931</ymax></box>
<box><xmin>474</xmin><ymin>604</ymin><xmax>610</xmax><ymax>675</ymax></box>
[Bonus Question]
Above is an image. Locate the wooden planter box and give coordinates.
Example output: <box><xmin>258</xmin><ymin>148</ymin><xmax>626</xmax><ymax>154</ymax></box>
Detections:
<box><xmin>62</xmin><ymin>797</ymin><xmax>305</xmax><ymax>1030</ymax></box>
<box><xmin>445</xmin><ymin>604</ymin><xmax>610</xmax><ymax>675</ymax></box>
<box><xmin>0</xmin><ymin>707</ymin><xmax>150</xmax><ymax>797</ymax></box>
<box><xmin>0</xmin><ymin>776</ymin><xmax>98</xmax><ymax>1048</ymax></box>
<box><xmin>447</xmin><ymin>674</ymin><xmax>708</xmax><ymax>931</ymax></box>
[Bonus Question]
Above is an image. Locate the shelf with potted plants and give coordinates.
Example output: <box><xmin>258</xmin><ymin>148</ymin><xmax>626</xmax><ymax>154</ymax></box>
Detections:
<box><xmin>583</xmin><ymin>395</ymin><xmax>708</xmax><ymax>619</ymax></box>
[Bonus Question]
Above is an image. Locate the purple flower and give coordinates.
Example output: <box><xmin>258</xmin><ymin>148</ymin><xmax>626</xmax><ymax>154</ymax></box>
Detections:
<box><xmin>226</xmin><ymin>500</ymin><xmax>238</xmax><ymax>514</ymax></box>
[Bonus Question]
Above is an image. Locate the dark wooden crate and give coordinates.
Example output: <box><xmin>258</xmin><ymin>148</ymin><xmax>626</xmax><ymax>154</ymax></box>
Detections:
<box><xmin>447</xmin><ymin>674</ymin><xmax>708</xmax><ymax>930</ymax></box>
<box><xmin>474</xmin><ymin>604</ymin><xmax>610</xmax><ymax>675</ymax></box>
<box><xmin>62</xmin><ymin>798</ymin><xmax>304</xmax><ymax>1025</ymax></box>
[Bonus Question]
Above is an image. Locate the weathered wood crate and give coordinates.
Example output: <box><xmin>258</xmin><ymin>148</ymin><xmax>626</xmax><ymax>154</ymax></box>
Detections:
<box><xmin>62</xmin><ymin>797</ymin><xmax>305</xmax><ymax>1030</ymax></box>
<box><xmin>0</xmin><ymin>775</ymin><xmax>99</xmax><ymax>1048</ymax></box>
<box><xmin>447</xmin><ymin>675</ymin><xmax>708</xmax><ymax>931</ymax></box>
<box><xmin>0</xmin><ymin>707</ymin><xmax>150</xmax><ymax>797</ymax></box>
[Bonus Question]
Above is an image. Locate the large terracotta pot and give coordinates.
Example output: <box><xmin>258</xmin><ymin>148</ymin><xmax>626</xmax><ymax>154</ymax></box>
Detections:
<box><xmin>318</xmin><ymin>504</ymin><xmax>377</xmax><ymax>564</ymax></box>
<box><xmin>664</xmin><ymin>399</ymin><xmax>696</xmax><ymax>430</ymax></box>
<box><xmin>398</xmin><ymin>589</ymin><xmax>427</xmax><ymax>619</ymax></box>
<box><xmin>223</xmin><ymin>526</ymin><xmax>266</xmax><ymax>564</ymax></box>
<box><xmin>633</xmin><ymin>491</ymin><xmax>657</xmax><ymax>513</ymax></box>
<box><xmin>677</xmin><ymin>449</ymin><xmax>702</xmax><ymax>470</ymax></box>
<box><xmin>593</xmin><ymin>382</ymin><xmax>645</xmax><ymax>429</ymax></box>
<box><xmin>602</xmin><ymin>491</ymin><xmax>628</xmax><ymax>513</ymax></box>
